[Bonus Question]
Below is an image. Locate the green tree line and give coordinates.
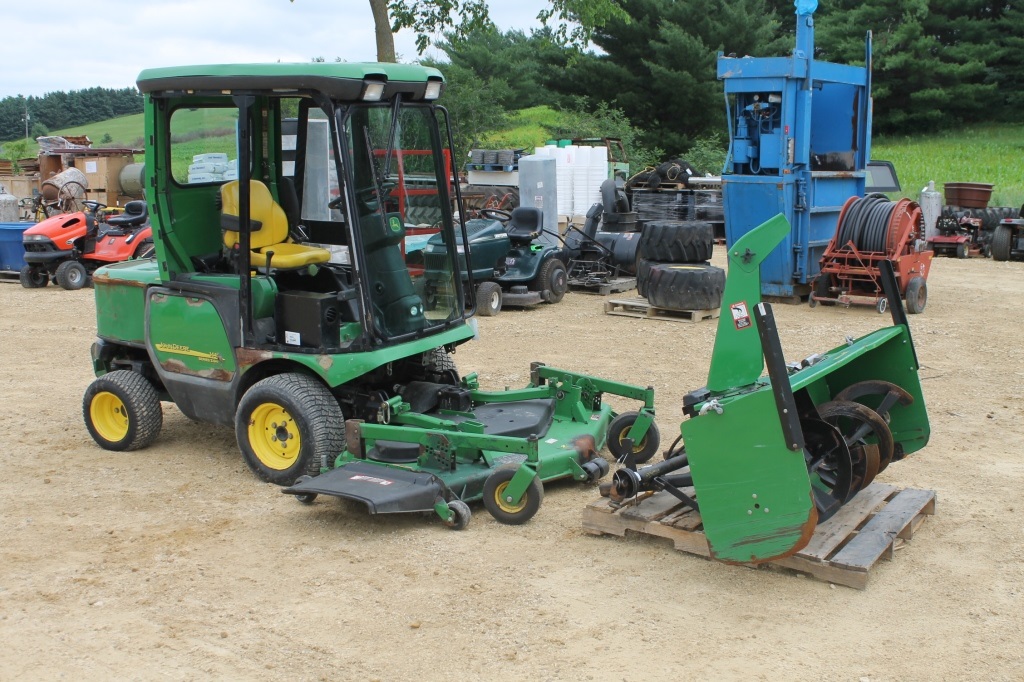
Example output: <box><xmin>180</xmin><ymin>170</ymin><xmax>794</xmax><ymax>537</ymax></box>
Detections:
<box><xmin>0</xmin><ymin>87</ymin><xmax>143</xmax><ymax>142</ymax></box>
<box><xmin>432</xmin><ymin>0</ymin><xmax>1023</xmax><ymax>160</ymax></box>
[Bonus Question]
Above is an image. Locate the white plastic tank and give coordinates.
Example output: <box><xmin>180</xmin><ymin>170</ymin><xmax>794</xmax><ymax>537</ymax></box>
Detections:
<box><xmin>0</xmin><ymin>187</ymin><xmax>18</xmax><ymax>222</ymax></box>
<box><xmin>919</xmin><ymin>180</ymin><xmax>942</xmax><ymax>240</ymax></box>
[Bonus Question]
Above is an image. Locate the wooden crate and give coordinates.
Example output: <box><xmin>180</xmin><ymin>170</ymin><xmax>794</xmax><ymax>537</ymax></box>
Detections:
<box><xmin>604</xmin><ymin>296</ymin><xmax>720</xmax><ymax>323</ymax></box>
<box><xmin>582</xmin><ymin>482</ymin><xmax>936</xmax><ymax>589</ymax></box>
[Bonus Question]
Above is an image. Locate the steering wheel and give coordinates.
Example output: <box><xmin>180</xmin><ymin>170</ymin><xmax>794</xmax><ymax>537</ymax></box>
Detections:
<box><xmin>479</xmin><ymin>208</ymin><xmax>511</xmax><ymax>222</ymax></box>
<box><xmin>82</xmin><ymin>200</ymin><xmax>107</xmax><ymax>214</ymax></box>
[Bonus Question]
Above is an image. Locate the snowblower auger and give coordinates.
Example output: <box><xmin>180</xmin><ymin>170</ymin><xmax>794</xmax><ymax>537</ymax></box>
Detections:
<box><xmin>608</xmin><ymin>214</ymin><xmax>929</xmax><ymax>564</ymax></box>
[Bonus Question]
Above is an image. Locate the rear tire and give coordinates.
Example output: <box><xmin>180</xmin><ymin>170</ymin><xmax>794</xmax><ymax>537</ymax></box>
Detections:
<box><xmin>645</xmin><ymin>262</ymin><xmax>724</xmax><ymax>311</ymax></box>
<box><xmin>813</xmin><ymin>275</ymin><xmax>835</xmax><ymax>306</ymax></box>
<box><xmin>55</xmin><ymin>260</ymin><xmax>88</xmax><ymax>290</ymax></box>
<box><xmin>19</xmin><ymin>265</ymin><xmax>48</xmax><ymax>288</ymax></box>
<box><xmin>955</xmin><ymin>242</ymin><xmax>968</xmax><ymax>259</ymax></box>
<box><xmin>83</xmin><ymin>370</ymin><xmax>163</xmax><ymax>451</ymax></box>
<box><xmin>476</xmin><ymin>281</ymin><xmax>502</xmax><ymax>316</ymax></box>
<box><xmin>638</xmin><ymin>220</ymin><xmax>714</xmax><ymax>263</ymax></box>
<box><xmin>235</xmin><ymin>373</ymin><xmax>344</xmax><ymax>485</ymax></box>
<box><xmin>905</xmin><ymin>276</ymin><xmax>927</xmax><ymax>314</ymax></box>
<box><xmin>533</xmin><ymin>258</ymin><xmax>568</xmax><ymax>304</ymax></box>
<box><xmin>991</xmin><ymin>225</ymin><xmax>1012</xmax><ymax>261</ymax></box>
<box><xmin>133</xmin><ymin>239</ymin><xmax>155</xmax><ymax>259</ymax></box>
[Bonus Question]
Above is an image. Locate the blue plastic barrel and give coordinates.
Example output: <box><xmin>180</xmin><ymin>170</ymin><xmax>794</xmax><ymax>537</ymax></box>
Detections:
<box><xmin>0</xmin><ymin>222</ymin><xmax>31</xmax><ymax>272</ymax></box>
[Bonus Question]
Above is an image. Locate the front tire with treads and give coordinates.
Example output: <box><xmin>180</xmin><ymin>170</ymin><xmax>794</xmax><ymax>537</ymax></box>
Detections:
<box><xmin>83</xmin><ymin>370</ymin><xmax>163</xmax><ymax>451</ymax></box>
<box><xmin>235</xmin><ymin>373</ymin><xmax>344</xmax><ymax>485</ymax></box>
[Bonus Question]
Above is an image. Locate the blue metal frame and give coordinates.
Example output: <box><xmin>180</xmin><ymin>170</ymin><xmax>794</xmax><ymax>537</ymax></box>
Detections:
<box><xmin>719</xmin><ymin>9</ymin><xmax>872</xmax><ymax>297</ymax></box>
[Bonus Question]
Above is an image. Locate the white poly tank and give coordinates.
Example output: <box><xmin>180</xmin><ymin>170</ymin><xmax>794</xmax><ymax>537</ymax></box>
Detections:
<box><xmin>919</xmin><ymin>180</ymin><xmax>942</xmax><ymax>240</ymax></box>
<box><xmin>0</xmin><ymin>187</ymin><xmax>18</xmax><ymax>222</ymax></box>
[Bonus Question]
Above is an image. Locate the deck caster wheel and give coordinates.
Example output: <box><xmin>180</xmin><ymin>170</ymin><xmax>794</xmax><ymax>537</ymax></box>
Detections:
<box><xmin>875</xmin><ymin>297</ymin><xmax>888</xmax><ymax>314</ymax></box>
<box><xmin>606</xmin><ymin>411</ymin><xmax>661</xmax><ymax>464</ymax></box>
<box><xmin>291</xmin><ymin>475</ymin><xmax>318</xmax><ymax>504</ymax></box>
<box><xmin>444</xmin><ymin>499</ymin><xmax>472</xmax><ymax>530</ymax></box>
<box><xmin>482</xmin><ymin>464</ymin><xmax>543</xmax><ymax>525</ymax></box>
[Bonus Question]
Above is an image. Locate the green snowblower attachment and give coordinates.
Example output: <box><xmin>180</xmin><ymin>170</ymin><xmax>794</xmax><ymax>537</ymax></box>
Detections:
<box><xmin>608</xmin><ymin>214</ymin><xmax>929</xmax><ymax>563</ymax></box>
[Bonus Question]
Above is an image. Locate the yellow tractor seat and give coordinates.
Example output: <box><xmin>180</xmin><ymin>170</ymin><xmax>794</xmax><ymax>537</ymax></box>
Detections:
<box><xmin>220</xmin><ymin>180</ymin><xmax>330</xmax><ymax>270</ymax></box>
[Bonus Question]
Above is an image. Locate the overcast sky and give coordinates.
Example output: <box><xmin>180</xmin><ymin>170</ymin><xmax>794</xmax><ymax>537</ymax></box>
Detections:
<box><xmin>5</xmin><ymin>0</ymin><xmax>550</xmax><ymax>99</ymax></box>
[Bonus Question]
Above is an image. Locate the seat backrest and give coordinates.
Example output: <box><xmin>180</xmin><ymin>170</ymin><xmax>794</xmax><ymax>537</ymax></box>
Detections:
<box><xmin>221</xmin><ymin>180</ymin><xmax>289</xmax><ymax>250</ymax></box>
<box><xmin>506</xmin><ymin>206</ymin><xmax>542</xmax><ymax>243</ymax></box>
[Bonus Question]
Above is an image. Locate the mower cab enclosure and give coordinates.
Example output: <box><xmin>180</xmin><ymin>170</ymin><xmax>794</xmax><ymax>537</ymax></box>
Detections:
<box><xmin>84</xmin><ymin>63</ymin><xmax>656</xmax><ymax>528</ymax></box>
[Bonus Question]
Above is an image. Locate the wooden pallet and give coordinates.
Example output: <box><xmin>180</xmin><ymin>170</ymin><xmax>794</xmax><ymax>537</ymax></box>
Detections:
<box><xmin>604</xmin><ymin>296</ymin><xmax>719</xmax><ymax>323</ymax></box>
<box><xmin>569</xmin><ymin>277</ymin><xmax>636</xmax><ymax>296</ymax></box>
<box><xmin>582</xmin><ymin>482</ymin><xmax>936</xmax><ymax>589</ymax></box>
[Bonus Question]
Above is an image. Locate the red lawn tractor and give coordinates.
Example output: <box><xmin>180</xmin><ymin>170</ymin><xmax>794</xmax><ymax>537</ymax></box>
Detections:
<box><xmin>20</xmin><ymin>200</ymin><xmax>153</xmax><ymax>290</ymax></box>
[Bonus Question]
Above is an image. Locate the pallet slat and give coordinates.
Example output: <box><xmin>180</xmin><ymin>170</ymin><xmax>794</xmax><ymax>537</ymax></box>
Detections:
<box><xmin>582</xmin><ymin>482</ymin><xmax>936</xmax><ymax>589</ymax></box>
<box><xmin>828</xmin><ymin>488</ymin><xmax>936</xmax><ymax>571</ymax></box>
<box><xmin>604</xmin><ymin>296</ymin><xmax>720</xmax><ymax>323</ymax></box>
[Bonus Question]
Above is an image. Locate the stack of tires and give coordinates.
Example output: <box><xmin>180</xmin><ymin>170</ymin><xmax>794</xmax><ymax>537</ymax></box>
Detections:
<box><xmin>636</xmin><ymin>220</ymin><xmax>725</xmax><ymax>312</ymax></box>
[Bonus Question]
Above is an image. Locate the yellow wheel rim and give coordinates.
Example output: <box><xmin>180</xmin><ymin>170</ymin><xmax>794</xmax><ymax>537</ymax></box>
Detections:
<box><xmin>247</xmin><ymin>402</ymin><xmax>302</xmax><ymax>470</ymax></box>
<box><xmin>494</xmin><ymin>481</ymin><xmax>528</xmax><ymax>514</ymax></box>
<box><xmin>90</xmin><ymin>391</ymin><xmax>130</xmax><ymax>443</ymax></box>
<box><xmin>617</xmin><ymin>429</ymin><xmax>647</xmax><ymax>454</ymax></box>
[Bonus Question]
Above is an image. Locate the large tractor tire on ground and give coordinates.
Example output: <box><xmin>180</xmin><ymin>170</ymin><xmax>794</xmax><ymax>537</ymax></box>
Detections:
<box><xmin>991</xmin><ymin>225</ymin><xmax>1013</xmax><ymax>261</ymax></box>
<box><xmin>235</xmin><ymin>373</ymin><xmax>345</xmax><ymax>485</ymax></box>
<box><xmin>638</xmin><ymin>220</ymin><xmax>714</xmax><ymax>263</ymax></box>
<box><xmin>645</xmin><ymin>262</ymin><xmax>725</xmax><ymax>311</ymax></box>
<box><xmin>83</xmin><ymin>370</ymin><xmax>163</xmax><ymax>451</ymax></box>
<box><xmin>636</xmin><ymin>258</ymin><xmax>655</xmax><ymax>298</ymax></box>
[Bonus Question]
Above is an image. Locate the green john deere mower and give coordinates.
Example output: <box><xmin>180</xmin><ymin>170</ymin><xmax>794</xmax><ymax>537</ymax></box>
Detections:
<box><xmin>82</xmin><ymin>62</ymin><xmax>658</xmax><ymax>528</ymax></box>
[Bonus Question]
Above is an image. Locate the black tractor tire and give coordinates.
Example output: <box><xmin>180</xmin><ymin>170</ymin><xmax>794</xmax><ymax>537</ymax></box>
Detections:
<box><xmin>638</xmin><ymin>220</ymin><xmax>714</xmax><ymax>263</ymax></box>
<box><xmin>904</xmin><ymin>276</ymin><xmax>927</xmax><ymax>314</ymax></box>
<box><xmin>532</xmin><ymin>257</ymin><xmax>568</xmax><ymax>304</ymax></box>
<box><xmin>956</xmin><ymin>241</ymin><xmax>969</xmax><ymax>259</ymax></box>
<box><xmin>813</xmin><ymin>275</ymin><xmax>836</xmax><ymax>306</ymax></box>
<box><xmin>235</xmin><ymin>373</ymin><xmax>345</xmax><ymax>485</ymax></box>
<box><xmin>476</xmin><ymin>281</ymin><xmax>502</xmax><ymax>316</ymax></box>
<box><xmin>133</xmin><ymin>239</ymin><xmax>155</xmax><ymax>259</ymax></box>
<box><xmin>636</xmin><ymin>258</ymin><xmax>655</xmax><ymax>298</ymax></box>
<box><xmin>19</xmin><ymin>265</ymin><xmax>48</xmax><ymax>288</ymax></box>
<box><xmin>606</xmin><ymin>411</ymin><xmax>662</xmax><ymax>464</ymax></box>
<box><xmin>83</xmin><ymin>370</ymin><xmax>163</xmax><ymax>451</ymax></box>
<box><xmin>645</xmin><ymin>262</ymin><xmax>725</xmax><ymax>311</ymax></box>
<box><xmin>991</xmin><ymin>225</ymin><xmax>1013</xmax><ymax>261</ymax></box>
<box><xmin>55</xmin><ymin>260</ymin><xmax>88</xmax><ymax>290</ymax></box>
<box><xmin>482</xmin><ymin>464</ymin><xmax>544</xmax><ymax>525</ymax></box>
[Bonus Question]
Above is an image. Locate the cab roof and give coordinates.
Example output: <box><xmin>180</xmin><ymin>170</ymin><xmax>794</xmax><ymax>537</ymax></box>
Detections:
<box><xmin>136</xmin><ymin>62</ymin><xmax>444</xmax><ymax>100</ymax></box>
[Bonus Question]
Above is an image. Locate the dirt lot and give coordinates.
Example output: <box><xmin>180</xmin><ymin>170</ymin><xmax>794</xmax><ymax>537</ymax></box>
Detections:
<box><xmin>2</xmin><ymin>252</ymin><xmax>1023</xmax><ymax>681</ymax></box>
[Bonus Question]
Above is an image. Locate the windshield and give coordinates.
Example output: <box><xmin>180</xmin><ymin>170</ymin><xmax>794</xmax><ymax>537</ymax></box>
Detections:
<box><xmin>342</xmin><ymin>103</ymin><xmax>462</xmax><ymax>340</ymax></box>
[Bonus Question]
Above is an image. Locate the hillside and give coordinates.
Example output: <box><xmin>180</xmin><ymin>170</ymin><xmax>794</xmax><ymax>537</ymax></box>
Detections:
<box><xmin>5</xmin><ymin>110</ymin><xmax>1021</xmax><ymax>207</ymax></box>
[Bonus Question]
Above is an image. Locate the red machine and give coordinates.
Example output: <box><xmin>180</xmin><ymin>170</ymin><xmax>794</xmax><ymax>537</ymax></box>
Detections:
<box><xmin>811</xmin><ymin>195</ymin><xmax>933</xmax><ymax>314</ymax></box>
<box><xmin>20</xmin><ymin>200</ymin><xmax>153</xmax><ymax>290</ymax></box>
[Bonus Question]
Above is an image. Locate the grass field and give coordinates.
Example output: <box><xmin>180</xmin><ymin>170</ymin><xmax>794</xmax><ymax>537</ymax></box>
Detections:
<box><xmin>873</xmin><ymin>124</ymin><xmax>1024</xmax><ymax>208</ymax></box>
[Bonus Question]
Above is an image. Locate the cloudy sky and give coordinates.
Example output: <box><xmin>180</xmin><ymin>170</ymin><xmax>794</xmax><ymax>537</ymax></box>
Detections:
<box><xmin>5</xmin><ymin>0</ymin><xmax>550</xmax><ymax>98</ymax></box>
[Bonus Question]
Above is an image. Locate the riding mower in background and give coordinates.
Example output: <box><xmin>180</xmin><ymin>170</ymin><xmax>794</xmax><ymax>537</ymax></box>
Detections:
<box><xmin>605</xmin><ymin>214</ymin><xmax>929</xmax><ymax>563</ymax></box>
<box><xmin>21</xmin><ymin>200</ymin><xmax>152</xmax><ymax>289</ymax></box>
<box><xmin>82</xmin><ymin>63</ymin><xmax>658</xmax><ymax>529</ymax></box>
<box><xmin>424</xmin><ymin>206</ymin><xmax>567</xmax><ymax>316</ymax></box>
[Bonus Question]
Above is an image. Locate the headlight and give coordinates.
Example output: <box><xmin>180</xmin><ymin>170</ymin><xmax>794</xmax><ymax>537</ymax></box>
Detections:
<box><xmin>423</xmin><ymin>80</ymin><xmax>442</xmax><ymax>100</ymax></box>
<box><xmin>24</xmin><ymin>234</ymin><xmax>49</xmax><ymax>242</ymax></box>
<box><xmin>362</xmin><ymin>81</ymin><xmax>385</xmax><ymax>102</ymax></box>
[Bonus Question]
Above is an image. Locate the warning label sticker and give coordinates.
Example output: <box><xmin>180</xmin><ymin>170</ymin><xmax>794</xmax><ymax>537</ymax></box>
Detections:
<box><xmin>349</xmin><ymin>475</ymin><xmax>393</xmax><ymax>486</ymax></box>
<box><xmin>731</xmin><ymin>301</ymin><xmax>752</xmax><ymax>330</ymax></box>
